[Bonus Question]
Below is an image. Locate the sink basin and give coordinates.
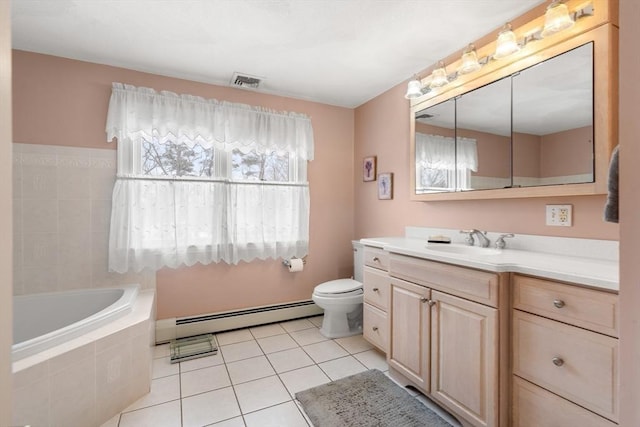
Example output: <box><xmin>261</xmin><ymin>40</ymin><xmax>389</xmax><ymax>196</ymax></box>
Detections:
<box><xmin>425</xmin><ymin>244</ymin><xmax>502</xmax><ymax>256</ymax></box>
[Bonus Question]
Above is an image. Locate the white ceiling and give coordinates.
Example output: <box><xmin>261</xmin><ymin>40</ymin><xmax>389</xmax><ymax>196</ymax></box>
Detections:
<box><xmin>11</xmin><ymin>0</ymin><xmax>545</xmax><ymax>108</ymax></box>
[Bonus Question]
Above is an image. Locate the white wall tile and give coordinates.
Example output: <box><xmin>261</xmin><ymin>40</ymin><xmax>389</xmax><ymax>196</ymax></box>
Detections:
<box><xmin>22</xmin><ymin>232</ymin><xmax>58</xmax><ymax>268</ymax></box>
<box><xmin>22</xmin><ymin>199</ymin><xmax>58</xmax><ymax>233</ymax></box>
<box><xmin>58</xmin><ymin>199</ymin><xmax>91</xmax><ymax>233</ymax></box>
<box><xmin>22</xmin><ymin>164</ymin><xmax>57</xmax><ymax>200</ymax></box>
<box><xmin>58</xmin><ymin>159</ymin><xmax>92</xmax><ymax>200</ymax></box>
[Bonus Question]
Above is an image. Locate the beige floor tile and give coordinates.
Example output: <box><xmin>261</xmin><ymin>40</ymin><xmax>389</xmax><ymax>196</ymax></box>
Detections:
<box><xmin>308</xmin><ymin>315</ymin><xmax>324</xmax><ymax>327</ymax></box>
<box><xmin>303</xmin><ymin>340</ymin><xmax>349</xmax><ymax>363</ymax></box>
<box><xmin>319</xmin><ymin>356</ymin><xmax>368</xmax><ymax>381</ymax></box>
<box><xmin>152</xmin><ymin>356</ymin><xmax>180</xmax><ymax>379</ymax></box>
<box><xmin>279</xmin><ymin>365</ymin><xmax>331</xmax><ymax>396</ymax></box>
<box><xmin>227</xmin><ymin>355</ymin><xmax>276</xmax><ymax>384</ymax></box>
<box><xmin>257</xmin><ymin>333</ymin><xmax>299</xmax><ymax>354</ymax></box>
<box><xmin>267</xmin><ymin>347</ymin><xmax>314</xmax><ymax>374</ymax></box>
<box><xmin>334</xmin><ymin>334</ymin><xmax>373</xmax><ymax>354</ymax></box>
<box><xmin>233</xmin><ymin>375</ymin><xmax>291</xmax><ymax>414</ymax></box>
<box><xmin>217</xmin><ymin>329</ymin><xmax>255</xmax><ymax>345</ymax></box>
<box><xmin>244</xmin><ymin>401</ymin><xmax>308</xmax><ymax>427</ymax></box>
<box><xmin>119</xmin><ymin>400</ymin><xmax>181</xmax><ymax>427</ymax></box>
<box><xmin>280</xmin><ymin>318</ymin><xmax>315</xmax><ymax>332</ymax></box>
<box><xmin>221</xmin><ymin>340</ymin><xmax>263</xmax><ymax>363</ymax></box>
<box><xmin>289</xmin><ymin>328</ymin><xmax>327</xmax><ymax>346</ymax></box>
<box><xmin>212</xmin><ymin>416</ymin><xmax>246</xmax><ymax>426</ymax></box>
<box><xmin>353</xmin><ymin>349</ymin><xmax>389</xmax><ymax>371</ymax></box>
<box><xmin>124</xmin><ymin>375</ymin><xmax>180</xmax><ymax>412</ymax></box>
<box><xmin>152</xmin><ymin>344</ymin><xmax>170</xmax><ymax>359</ymax></box>
<box><xmin>182</xmin><ymin>386</ymin><xmax>242</xmax><ymax>427</ymax></box>
<box><xmin>180</xmin><ymin>350</ymin><xmax>224</xmax><ymax>372</ymax></box>
<box><xmin>181</xmin><ymin>364</ymin><xmax>231</xmax><ymax>397</ymax></box>
<box><xmin>249</xmin><ymin>323</ymin><xmax>286</xmax><ymax>338</ymax></box>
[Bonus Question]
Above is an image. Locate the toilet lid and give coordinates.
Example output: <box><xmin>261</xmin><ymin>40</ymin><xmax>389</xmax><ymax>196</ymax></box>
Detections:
<box><xmin>315</xmin><ymin>279</ymin><xmax>362</xmax><ymax>295</ymax></box>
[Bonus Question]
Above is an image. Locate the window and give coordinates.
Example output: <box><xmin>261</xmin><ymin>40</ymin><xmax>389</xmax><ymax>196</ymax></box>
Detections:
<box><xmin>106</xmin><ymin>83</ymin><xmax>314</xmax><ymax>272</ymax></box>
<box><xmin>415</xmin><ymin>133</ymin><xmax>477</xmax><ymax>192</ymax></box>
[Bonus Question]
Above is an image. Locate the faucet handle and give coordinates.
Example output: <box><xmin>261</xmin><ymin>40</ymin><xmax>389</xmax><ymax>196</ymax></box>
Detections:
<box><xmin>495</xmin><ymin>233</ymin><xmax>515</xmax><ymax>249</ymax></box>
<box><xmin>460</xmin><ymin>230</ymin><xmax>475</xmax><ymax>246</ymax></box>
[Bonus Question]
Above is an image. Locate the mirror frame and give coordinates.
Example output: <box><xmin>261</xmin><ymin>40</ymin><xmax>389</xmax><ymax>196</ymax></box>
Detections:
<box><xmin>410</xmin><ymin>14</ymin><xmax>617</xmax><ymax>201</ymax></box>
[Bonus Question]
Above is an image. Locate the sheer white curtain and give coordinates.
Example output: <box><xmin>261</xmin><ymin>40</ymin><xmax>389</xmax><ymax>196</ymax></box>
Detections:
<box><xmin>415</xmin><ymin>133</ymin><xmax>478</xmax><ymax>190</ymax></box>
<box><xmin>106</xmin><ymin>83</ymin><xmax>313</xmax><ymax>273</ymax></box>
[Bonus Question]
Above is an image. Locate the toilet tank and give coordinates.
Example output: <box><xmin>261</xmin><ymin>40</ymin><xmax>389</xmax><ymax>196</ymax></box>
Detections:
<box><xmin>352</xmin><ymin>240</ymin><xmax>364</xmax><ymax>282</ymax></box>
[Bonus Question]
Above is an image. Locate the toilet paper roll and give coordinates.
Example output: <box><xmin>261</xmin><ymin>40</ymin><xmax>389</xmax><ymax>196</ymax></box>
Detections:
<box><xmin>288</xmin><ymin>258</ymin><xmax>304</xmax><ymax>272</ymax></box>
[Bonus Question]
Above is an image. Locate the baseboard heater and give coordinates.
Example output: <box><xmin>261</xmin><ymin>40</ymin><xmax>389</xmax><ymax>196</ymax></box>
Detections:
<box><xmin>156</xmin><ymin>299</ymin><xmax>323</xmax><ymax>344</ymax></box>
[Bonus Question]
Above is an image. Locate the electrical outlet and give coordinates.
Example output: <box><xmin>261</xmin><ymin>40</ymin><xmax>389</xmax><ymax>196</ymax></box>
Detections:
<box><xmin>546</xmin><ymin>204</ymin><xmax>573</xmax><ymax>227</ymax></box>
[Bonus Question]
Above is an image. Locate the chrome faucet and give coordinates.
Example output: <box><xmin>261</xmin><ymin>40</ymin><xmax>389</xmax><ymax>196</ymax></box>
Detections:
<box><xmin>460</xmin><ymin>229</ymin><xmax>491</xmax><ymax>248</ymax></box>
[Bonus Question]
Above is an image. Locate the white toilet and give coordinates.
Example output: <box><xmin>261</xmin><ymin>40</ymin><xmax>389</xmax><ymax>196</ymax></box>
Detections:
<box><xmin>312</xmin><ymin>241</ymin><xmax>364</xmax><ymax>338</ymax></box>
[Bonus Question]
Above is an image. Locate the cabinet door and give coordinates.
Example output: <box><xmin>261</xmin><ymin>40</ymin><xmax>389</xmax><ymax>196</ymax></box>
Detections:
<box><xmin>431</xmin><ymin>291</ymin><xmax>498</xmax><ymax>427</ymax></box>
<box><xmin>388</xmin><ymin>278</ymin><xmax>431</xmax><ymax>391</ymax></box>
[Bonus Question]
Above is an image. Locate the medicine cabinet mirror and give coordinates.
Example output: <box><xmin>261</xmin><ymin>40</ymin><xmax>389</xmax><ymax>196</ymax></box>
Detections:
<box><xmin>410</xmin><ymin>23</ymin><xmax>615</xmax><ymax>201</ymax></box>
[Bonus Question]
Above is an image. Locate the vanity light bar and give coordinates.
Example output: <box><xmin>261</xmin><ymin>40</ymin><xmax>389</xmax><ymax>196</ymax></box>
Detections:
<box><xmin>404</xmin><ymin>1</ymin><xmax>594</xmax><ymax>100</ymax></box>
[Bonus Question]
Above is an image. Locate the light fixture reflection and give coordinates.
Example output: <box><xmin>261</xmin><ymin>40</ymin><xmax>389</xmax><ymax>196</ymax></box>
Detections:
<box><xmin>429</xmin><ymin>61</ymin><xmax>449</xmax><ymax>88</ymax></box>
<box><xmin>404</xmin><ymin>77</ymin><xmax>424</xmax><ymax>99</ymax></box>
<box><xmin>493</xmin><ymin>23</ymin><xmax>520</xmax><ymax>59</ymax></box>
<box><xmin>541</xmin><ymin>0</ymin><xmax>575</xmax><ymax>38</ymax></box>
<box><xmin>458</xmin><ymin>44</ymin><xmax>481</xmax><ymax>74</ymax></box>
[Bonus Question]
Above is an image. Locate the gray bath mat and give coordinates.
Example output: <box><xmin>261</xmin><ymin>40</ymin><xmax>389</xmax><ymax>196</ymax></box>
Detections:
<box><xmin>296</xmin><ymin>369</ymin><xmax>453</xmax><ymax>427</ymax></box>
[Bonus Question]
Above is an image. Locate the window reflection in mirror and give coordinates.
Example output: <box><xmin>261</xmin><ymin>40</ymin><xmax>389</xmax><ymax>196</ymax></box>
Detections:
<box><xmin>512</xmin><ymin>43</ymin><xmax>594</xmax><ymax>187</ymax></box>
<box><xmin>414</xmin><ymin>99</ymin><xmax>455</xmax><ymax>193</ymax></box>
<box><xmin>456</xmin><ymin>77</ymin><xmax>512</xmax><ymax>191</ymax></box>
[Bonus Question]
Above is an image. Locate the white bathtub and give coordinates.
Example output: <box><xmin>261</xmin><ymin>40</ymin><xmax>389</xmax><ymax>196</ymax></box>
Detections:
<box><xmin>12</xmin><ymin>285</ymin><xmax>154</xmax><ymax>427</ymax></box>
<box><xmin>12</xmin><ymin>285</ymin><xmax>139</xmax><ymax>362</ymax></box>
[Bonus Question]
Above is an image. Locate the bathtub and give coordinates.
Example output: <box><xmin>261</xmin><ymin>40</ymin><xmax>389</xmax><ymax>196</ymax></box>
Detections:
<box><xmin>12</xmin><ymin>285</ymin><xmax>155</xmax><ymax>427</ymax></box>
<box><xmin>13</xmin><ymin>284</ymin><xmax>139</xmax><ymax>361</ymax></box>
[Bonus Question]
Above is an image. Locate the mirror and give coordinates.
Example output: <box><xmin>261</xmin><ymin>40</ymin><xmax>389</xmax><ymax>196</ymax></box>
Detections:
<box><xmin>512</xmin><ymin>43</ymin><xmax>594</xmax><ymax>187</ymax></box>
<box><xmin>456</xmin><ymin>77</ymin><xmax>512</xmax><ymax>191</ymax></box>
<box><xmin>412</xmin><ymin>42</ymin><xmax>595</xmax><ymax>195</ymax></box>
<box><xmin>414</xmin><ymin>99</ymin><xmax>455</xmax><ymax>193</ymax></box>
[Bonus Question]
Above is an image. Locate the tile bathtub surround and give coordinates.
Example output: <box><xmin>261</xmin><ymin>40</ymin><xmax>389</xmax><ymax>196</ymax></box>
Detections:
<box><xmin>12</xmin><ymin>143</ymin><xmax>155</xmax><ymax>295</ymax></box>
<box><xmin>102</xmin><ymin>316</ymin><xmax>460</xmax><ymax>427</ymax></box>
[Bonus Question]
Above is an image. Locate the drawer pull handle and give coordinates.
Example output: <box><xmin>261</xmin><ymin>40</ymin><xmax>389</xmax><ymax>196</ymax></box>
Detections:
<box><xmin>372</xmin><ymin>287</ymin><xmax>379</xmax><ymax>292</ymax></box>
<box><xmin>421</xmin><ymin>298</ymin><xmax>436</xmax><ymax>306</ymax></box>
<box><xmin>552</xmin><ymin>357</ymin><xmax>564</xmax><ymax>367</ymax></box>
<box><xmin>420</xmin><ymin>297</ymin><xmax>428</xmax><ymax>303</ymax></box>
<box><xmin>553</xmin><ymin>299</ymin><xmax>565</xmax><ymax>309</ymax></box>
<box><xmin>372</xmin><ymin>326</ymin><xmax>379</xmax><ymax>331</ymax></box>
<box><xmin>372</xmin><ymin>257</ymin><xmax>380</xmax><ymax>262</ymax></box>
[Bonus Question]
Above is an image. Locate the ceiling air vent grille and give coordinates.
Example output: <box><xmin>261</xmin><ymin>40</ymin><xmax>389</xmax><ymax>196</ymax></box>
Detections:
<box><xmin>230</xmin><ymin>72</ymin><xmax>262</xmax><ymax>89</ymax></box>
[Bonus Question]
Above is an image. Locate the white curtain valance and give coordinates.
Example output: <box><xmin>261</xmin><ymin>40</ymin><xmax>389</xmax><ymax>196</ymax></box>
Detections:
<box><xmin>105</xmin><ymin>83</ymin><xmax>315</xmax><ymax>160</ymax></box>
<box><xmin>415</xmin><ymin>133</ymin><xmax>478</xmax><ymax>171</ymax></box>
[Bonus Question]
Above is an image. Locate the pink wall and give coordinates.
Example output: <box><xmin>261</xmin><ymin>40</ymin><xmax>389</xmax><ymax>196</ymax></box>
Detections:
<box><xmin>12</xmin><ymin>50</ymin><xmax>355</xmax><ymax>319</ymax></box>
<box><xmin>354</xmin><ymin>82</ymin><xmax>619</xmax><ymax>241</ymax></box>
<box><xmin>618</xmin><ymin>0</ymin><xmax>639</xmax><ymax>423</ymax></box>
<box><xmin>513</xmin><ymin>132</ymin><xmax>541</xmax><ymax>177</ymax></box>
<box><xmin>541</xmin><ymin>126</ymin><xmax>593</xmax><ymax>177</ymax></box>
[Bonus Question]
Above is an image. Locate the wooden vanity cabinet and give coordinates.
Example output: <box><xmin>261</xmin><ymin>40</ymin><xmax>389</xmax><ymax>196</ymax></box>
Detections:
<box><xmin>362</xmin><ymin>246</ymin><xmax>390</xmax><ymax>352</ymax></box>
<box><xmin>512</xmin><ymin>274</ymin><xmax>619</xmax><ymax>426</ymax></box>
<box><xmin>388</xmin><ymin>253</ymin><xmax>508</xmax><ymax>427</ymax></box>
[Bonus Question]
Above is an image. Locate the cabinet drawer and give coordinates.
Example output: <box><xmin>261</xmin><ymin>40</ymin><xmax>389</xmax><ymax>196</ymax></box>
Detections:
<box><xmin>513</xmin><ymin>275</ymin><xmax>618</xmax><ymax>337</ymax></box>
<box><xmin>513</xmin><ymin>376</ymin><xmax>617</xmax><ymax>427</ymax></box>
<box><xmin>363</xmin><ymin>247</ymin><xmax>389</xmax><ymax>271</ymax></box>
<box><xmin>363</xmin><ymin>303</ymin><xmax>388</xmax><ymax>352</ymax></box>
<box><xmin>389</xmin><ymin>254</ymin><xmax>499</xmax><ymax>307</ymax></box>
<box><xmin>363</xmin><ymin>267</ymin><xmax>389</xmax><ymax>311</ymax></box>
<box><xmin>512</xmin><ymin>310</ymin><xmax>618</xmax><ymax>422</ymax></box>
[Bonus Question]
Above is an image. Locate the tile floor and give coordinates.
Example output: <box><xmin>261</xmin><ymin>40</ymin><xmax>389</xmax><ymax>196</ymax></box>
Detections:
<box><xmin>101</xmin><ymin>315</ymin><xmax>459</xmax><ymax>427</ymax></box>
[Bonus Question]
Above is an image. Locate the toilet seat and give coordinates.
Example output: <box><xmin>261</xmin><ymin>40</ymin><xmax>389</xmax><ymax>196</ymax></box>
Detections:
<box><xmin>313</xmin><ymin>279</ymin><xmax>362</xmax><ymax>296</ymax></box>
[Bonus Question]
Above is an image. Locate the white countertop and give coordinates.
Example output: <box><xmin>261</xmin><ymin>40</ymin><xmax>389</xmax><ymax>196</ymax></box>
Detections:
<box><xmin>360</xmin><ymin>236</ymin><xmax>619</xmax><ymax>292</ymax></box>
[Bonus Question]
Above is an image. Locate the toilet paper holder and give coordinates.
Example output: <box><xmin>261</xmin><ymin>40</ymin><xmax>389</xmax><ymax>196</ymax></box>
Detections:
<box><xmin>282</xmin><ymin>257</ymin><xmax>307</xmax><ymax>268</ymax></box>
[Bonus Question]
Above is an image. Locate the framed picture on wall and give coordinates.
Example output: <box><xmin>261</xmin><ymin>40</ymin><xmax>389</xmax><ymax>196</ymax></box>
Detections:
<box><xmin>363</xmin><ymin>156</ymin><xmax>376</xmax><ymax>182</ymax></box>
<box><xmin>378</xmin><ymin>173</ymin><xmax>393</xmax><ymax>200</ymax></box>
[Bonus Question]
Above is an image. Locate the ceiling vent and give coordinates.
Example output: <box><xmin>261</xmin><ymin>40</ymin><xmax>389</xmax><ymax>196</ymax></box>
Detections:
<box><xmin>230</xmin><ymin>72</ymin><xmax>262</xmax><ymax>89</ymax></box>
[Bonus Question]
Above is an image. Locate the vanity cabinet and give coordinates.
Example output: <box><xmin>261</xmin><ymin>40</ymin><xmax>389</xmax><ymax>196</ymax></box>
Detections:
<box><xmin>512</xmin><ymin>274</ymin><xmax>619</xmax><ymax>426</ymax></box>
<box><xmin>388</xmin><ymin>253</ymin><xmax>508</xmax><ymax>427</ymax></box>
<box><xmin>362</xmin><ymin>246</ymin><xmax>390</xmax><ymax>352</ymax></box>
